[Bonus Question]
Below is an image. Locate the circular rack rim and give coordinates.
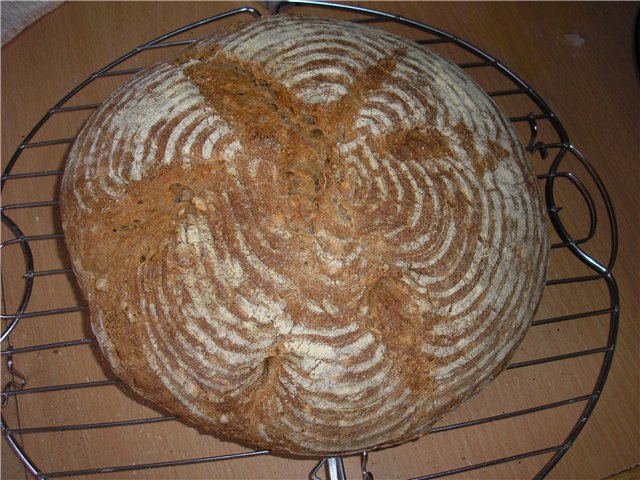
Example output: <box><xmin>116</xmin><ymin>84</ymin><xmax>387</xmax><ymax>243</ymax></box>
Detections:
<box><xmin>1</xmin><ymin>1</ymin><xmax>620</xmax><ymax>479</ymax></box>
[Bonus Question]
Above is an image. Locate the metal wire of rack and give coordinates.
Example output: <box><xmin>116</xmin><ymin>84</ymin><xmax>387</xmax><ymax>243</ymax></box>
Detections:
<box><xmin>0</xmin><ymin>2</ymin><xmax>619</xmax><ymax>479</ymax></box>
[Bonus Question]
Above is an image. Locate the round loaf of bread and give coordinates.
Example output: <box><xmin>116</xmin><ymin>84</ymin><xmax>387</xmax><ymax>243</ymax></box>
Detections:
<box><xmin>61</xmin><ymin>15</ymin><xmax>549</xmax><ymax>456</ymax></box>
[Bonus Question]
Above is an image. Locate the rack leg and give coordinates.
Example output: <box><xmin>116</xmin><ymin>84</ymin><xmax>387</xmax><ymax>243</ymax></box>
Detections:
<box><xmin>325</xmin><ymin>456</ymin><xmax>346</xmax><ymax>480</ymax></box>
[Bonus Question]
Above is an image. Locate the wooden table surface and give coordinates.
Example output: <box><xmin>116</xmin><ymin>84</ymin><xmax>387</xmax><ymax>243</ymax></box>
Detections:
<box><xmin>2</xmin><ymin>2</ymin><xmax>638</xmax><ymax>479</ymax></box>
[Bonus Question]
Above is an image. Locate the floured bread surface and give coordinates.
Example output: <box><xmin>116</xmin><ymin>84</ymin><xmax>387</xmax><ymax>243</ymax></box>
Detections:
<box><xmin>61</xmin><ymin>15</ymin><xmax>549</xmax><ymax>456</ymax></box>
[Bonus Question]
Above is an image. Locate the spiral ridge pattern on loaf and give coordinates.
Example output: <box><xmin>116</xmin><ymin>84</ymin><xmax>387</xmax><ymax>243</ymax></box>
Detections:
<box><xmin>62</xmin><ymin>15</ymin><xmax>549</xmax><ymax>455</ymax></box>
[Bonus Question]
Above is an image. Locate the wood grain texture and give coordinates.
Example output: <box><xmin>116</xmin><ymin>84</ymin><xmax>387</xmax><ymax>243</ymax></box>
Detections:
<box><xmin>1</xmin><ymin>2</ymin><xmax>638</xmax><ymax>479</ymax></box>
<box><xmin>605</xmin><ymin>466</ymin><xmax>640</xmax><ymax>480</ymax></box>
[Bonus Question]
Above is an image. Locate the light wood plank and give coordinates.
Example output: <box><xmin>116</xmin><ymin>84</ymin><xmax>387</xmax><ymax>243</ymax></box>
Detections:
<box><xmin>1</xmin><ymin>2</ymin><xmax>638</xmax><ymax>479</ymax></box>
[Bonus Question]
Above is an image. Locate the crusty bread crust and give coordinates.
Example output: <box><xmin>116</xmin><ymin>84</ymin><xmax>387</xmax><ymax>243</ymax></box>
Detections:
<box><xmin>61</xmin><ymin>15</ymin><xmax>549</xmax><ymax>456</ymax></box>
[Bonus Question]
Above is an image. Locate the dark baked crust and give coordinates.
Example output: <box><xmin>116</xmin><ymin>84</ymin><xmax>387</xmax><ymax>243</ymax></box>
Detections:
<box><xmin>61</xmin><ymin>15</ymin><xmax>549</xmax><ymax>456</ymax></box>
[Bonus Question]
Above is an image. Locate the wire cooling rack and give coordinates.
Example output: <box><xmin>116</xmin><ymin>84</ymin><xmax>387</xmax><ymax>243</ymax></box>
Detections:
<box><xmin>1</xmin><ymin>2</ymin><xmax>619</xmax><ymax>479</ymax></box>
